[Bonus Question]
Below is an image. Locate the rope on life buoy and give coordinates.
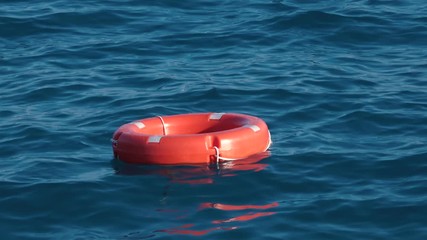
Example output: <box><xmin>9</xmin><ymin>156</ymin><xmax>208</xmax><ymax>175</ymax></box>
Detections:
<box><xmin>213</xmin><ymin>146</ymin><xmax>239</xmax><ymax>162</ymax></box>
<box><xmin>157</xmin><ymin>116</ymin><xmax>166</xmax><ymax>135</ymax></box>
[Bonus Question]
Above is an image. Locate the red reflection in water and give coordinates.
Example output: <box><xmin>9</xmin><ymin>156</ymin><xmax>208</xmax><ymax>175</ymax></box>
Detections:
<box><xmin>200</xmin><ymin>201</ymin><xmax>279</xmax><ymax>211</ymax></box>
<box><xmin>113</xmin><ymin>151</ymin><xmax>270</xmax><ymax>184</ymax></box>
<box><xmin>114</xmin><ymin>153</ymin><xmax>276</xmax><ymax>237</ymax></box>
<box><xmin>212</xmin><ymin>212</ymin><xmax>277</xmax><ymax>224</ymax></box>
<box><xmin>160</xmin><ymin>201</ymin><xmax>279</xmax><ymax>236</ymax></box>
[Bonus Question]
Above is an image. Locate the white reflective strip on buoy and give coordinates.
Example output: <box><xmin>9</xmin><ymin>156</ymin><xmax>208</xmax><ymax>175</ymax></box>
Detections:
<box><xmin>209</xmin><ymin>112</ymin><xmax>225</xmax><ymax>120</ymax></box>
<box><xmin>132</xmin><ymin>121</ymin><xmax>145</xmax><ymax>129</ymax></box>
<box><xmin>148</xmin><ymin>135</ymin><xmax>162</xmax><ymax>143</ymax></box>
<box><xmin>245</xmin><ymin>124</ymin><xmax>260</xmax><ymax>132</ymax></box>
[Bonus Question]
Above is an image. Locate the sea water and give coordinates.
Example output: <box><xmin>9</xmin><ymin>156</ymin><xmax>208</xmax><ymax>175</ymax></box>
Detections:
<box><xmin>1</xmin><ymin>1</ymin><xmax>427</xmax><ymax>239</ymax></box>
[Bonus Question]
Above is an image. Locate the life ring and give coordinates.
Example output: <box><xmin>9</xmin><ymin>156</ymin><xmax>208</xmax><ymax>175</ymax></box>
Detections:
<box><xmin>111</xmin><ymin>112</ymin><xmax>271</xmax><ymax>165</ymax></box>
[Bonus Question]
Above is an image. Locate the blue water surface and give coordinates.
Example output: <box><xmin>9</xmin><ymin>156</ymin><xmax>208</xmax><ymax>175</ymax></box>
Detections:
<box><xmin>1</xmin><ymin>0</ymin><xmax>427</xmax><ymax>239</ymax></box>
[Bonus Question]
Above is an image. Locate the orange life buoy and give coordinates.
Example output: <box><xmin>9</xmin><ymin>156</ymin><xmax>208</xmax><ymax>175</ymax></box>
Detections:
<box><xmin>111</xmin><ymin>112</ymin><xmax>271</xmax><ymax>165</ymax></box>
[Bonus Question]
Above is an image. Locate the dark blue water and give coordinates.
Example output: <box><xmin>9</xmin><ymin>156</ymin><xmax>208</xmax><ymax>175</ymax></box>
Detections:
<box><xmin>1</xmin><ymin>0</ymin><xmax>427</xmax><ymax>239</ymax></box>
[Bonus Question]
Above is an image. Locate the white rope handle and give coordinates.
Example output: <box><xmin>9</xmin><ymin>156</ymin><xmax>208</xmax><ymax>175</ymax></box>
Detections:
<box><xmin>213</xmin><ymin>146</ymin><xmax>238</xmax><ymax>162</ymax></box>
<box><xmin>266</xmin><ymin>130</ymin><xmax>272</xmax><ymax>150</ymax></box>
<box><xmin>157</xmin><ymin>116</ymin><xmax>166</xmax><ymax>135</ymax></box>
